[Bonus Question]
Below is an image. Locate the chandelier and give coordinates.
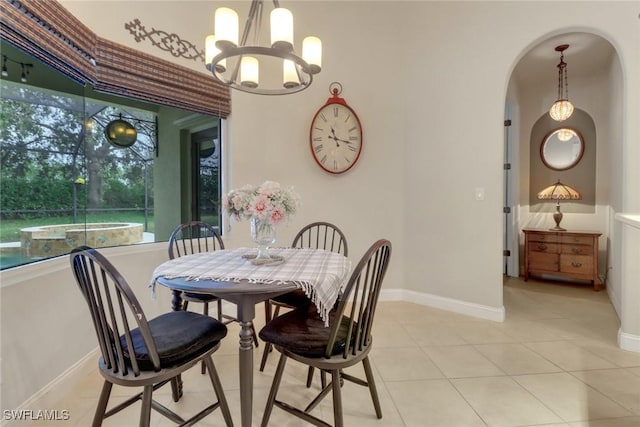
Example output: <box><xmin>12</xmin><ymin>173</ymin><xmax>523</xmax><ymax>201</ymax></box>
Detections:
<box><xmin>205</xmin><ymin>0</ymin><xmax>322</xmax><ymax>95</ymax></box>
<box><xmin>549</xmin><ymin>44</ymin><xmax>574</xmax><ymax>121</ymax></box>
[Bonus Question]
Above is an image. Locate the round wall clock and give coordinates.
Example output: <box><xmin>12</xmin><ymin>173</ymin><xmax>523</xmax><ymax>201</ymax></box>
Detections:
<box><xmin>309</xmin><ymin>82</ymin><xmax>363</xmax><ymax>174</ymax></box>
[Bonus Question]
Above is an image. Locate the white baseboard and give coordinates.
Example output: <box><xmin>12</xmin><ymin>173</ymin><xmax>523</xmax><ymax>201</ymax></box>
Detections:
<box><xmin>2</xmin><ymin>348</ymin><xmax>99</xmax><ymax>427</ymax></box>
<box><xmin>618</xmin><ymin>328</ymin><xmax>640</xmax><ymax>352</ymax></box>
<box><xmin>379</xmin><ymin>288</ymin><xmax>505</xmax><ymax>322</ymax></box>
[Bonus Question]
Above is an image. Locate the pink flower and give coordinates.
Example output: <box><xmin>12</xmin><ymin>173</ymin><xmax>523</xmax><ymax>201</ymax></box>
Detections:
<box><xmin>270</xmin><ymin>208</ymin><xmax>285</xmax><ymax>225</ymax></box>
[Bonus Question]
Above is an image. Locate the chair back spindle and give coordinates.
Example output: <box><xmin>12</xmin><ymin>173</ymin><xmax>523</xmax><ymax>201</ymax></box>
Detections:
<box><xmin>70</xmin><ymin>247</ymin><xmax>160</xmax><ymax>377</ymax></box>
<box><xmin>168</xmin><ymin>221</ymin><xmax>224</xmax><ymax>260</ymax></box>
<box><xmin>325</xmin><ymin>239</ymin><xmax>391</xmax><ymax>359</ymax></box>
<box><xmin>291</xmin><ymin>222</ymin><xmax>348</xmax><ymax>256</ymax></box>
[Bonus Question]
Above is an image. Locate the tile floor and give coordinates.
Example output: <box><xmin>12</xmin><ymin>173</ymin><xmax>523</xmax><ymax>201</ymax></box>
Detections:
<box><xmin>21</xmin><ymin>277</ymin><xmax>640</xmax><ymax>426</ymax></box>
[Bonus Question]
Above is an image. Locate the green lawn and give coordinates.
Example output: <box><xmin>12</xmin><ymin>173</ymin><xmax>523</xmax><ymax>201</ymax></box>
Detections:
<box><xmin>0</xmin><ymin>212</ymin><xmax>155</xmax><ymax>243</ymax></box>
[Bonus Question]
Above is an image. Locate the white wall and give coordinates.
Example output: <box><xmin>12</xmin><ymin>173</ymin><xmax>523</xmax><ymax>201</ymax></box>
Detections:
<box><xmin>4</xmin><ymin>0</ymin><xmax>639</xmax><ymax>410</ymax></box>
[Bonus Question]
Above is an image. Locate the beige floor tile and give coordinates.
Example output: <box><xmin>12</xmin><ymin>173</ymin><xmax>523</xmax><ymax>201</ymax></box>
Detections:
<box><xmin>448</xmin><ymin>321</ymin><xmax>519</xmax><ymax>344</ymax></box>
<box><xmin>568</xmin><ymin>416</ymin><xmax>640</xmax><ymax>426</ymax></box>
<box><xmin>421</xmin><ymin>345</ymin><xmax>505</xmax><ymax>378</ymax></box>
<box><xmin>371</xmin><ymin>319</ymin><xmax>417</xmax><ymax>348</ymax></box>
<box><xmin>474</xmin><ymin>343</ymin><xmax>562</xmax><ymax>375</ymax></box>
<box><xmin>574</xmin><ymin>340</ymin><xmax>640</xmax><ymax>367</ymax></box>
<box><xmin>514</xmin><ymin>372</ymin><xmax>632</xmax><ymax>422</ymax></box>
<box><xmin>401</xmin><ymin>321</ymin><xmax>468</xmax><ymax>346</ymax></box>
<box><xmin>493</xmin><ymin>317</ymin><xmax>565</xmax><ymax>342</ymax></box>
<box><xmin>570</xmin><ymin>369</ymin><xmax>640</xmax><ymax>415</ymax></box>
<box><xmin>371</xmin><ymin>347</ymin><xmax>444</xmax><ymax>381</ymax></box>
<box><xmin>450</xmin><ymin>376</ymin><xmax>563</xmax><ymax>426</ymax></box>
<box><xmin>386</xmin><ymin>379</ymin><xmax>486</xmax><ymax>426</ymax></box>
<box><xmin>16</xmin><ymin>278</ymin><xmax>640</xmax><ymax>427</ymax></box>
<box><xmin>524</xmin><ymin>340</ymin><xmax>617</xmax><ymax>371</ymax></box>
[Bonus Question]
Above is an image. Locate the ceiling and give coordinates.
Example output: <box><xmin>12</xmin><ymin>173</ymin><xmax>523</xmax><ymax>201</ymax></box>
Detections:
<box><xmin>512</xmin><ymin>32</ymin><xmax>616</xmax><ymax>88</ymax></box>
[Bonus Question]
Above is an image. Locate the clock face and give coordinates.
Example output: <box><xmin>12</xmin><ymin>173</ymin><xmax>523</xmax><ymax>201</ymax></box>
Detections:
<box><xmin>310</xmin><ymin>103</ymin><xmax>362</xmax><ymax>174</ymax></box>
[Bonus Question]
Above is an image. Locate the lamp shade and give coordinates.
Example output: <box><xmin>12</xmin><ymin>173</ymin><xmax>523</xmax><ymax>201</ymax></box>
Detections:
<box><xmin>537</xmin><ymin>180</ymin><xmax>581</xmax><ymax>201</ymax></box>
<box><xmin>215</xmin><ymin>7</ymin><xmax>238</xmax><ymax>48</ymax></box>
<box><xmin>270</xmin><ymin>8</ymin><xmax>293</xmax><ymax>50</ymax></box>
<box><xmin>549</xmin><ymin>99</ymin><xmax>574</xmax><ymax>122</ymax></box>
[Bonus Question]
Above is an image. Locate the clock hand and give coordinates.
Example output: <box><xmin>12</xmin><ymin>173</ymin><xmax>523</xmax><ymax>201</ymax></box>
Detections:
<box><xmin>329</xmin><ymin>127</ymin><xmax>340</xmax><ymax>147</ymax></box>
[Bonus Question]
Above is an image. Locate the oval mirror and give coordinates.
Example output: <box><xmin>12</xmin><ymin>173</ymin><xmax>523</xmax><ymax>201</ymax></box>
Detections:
<box><xmin>540</xmin><ymin>128</ymin><xmax>584</xmax><ymax>170</ymax></box>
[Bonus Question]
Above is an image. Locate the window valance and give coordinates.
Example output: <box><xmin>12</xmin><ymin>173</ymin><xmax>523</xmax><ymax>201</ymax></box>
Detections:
<box><xmin>0</xmin><ymin>0</ymin><xmax>230</xmax><ymax>117</ymax></box>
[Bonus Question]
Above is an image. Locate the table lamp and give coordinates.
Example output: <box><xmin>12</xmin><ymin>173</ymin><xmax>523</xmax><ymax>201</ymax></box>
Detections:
<box><xmin>537</xmin><ymin>180</ymin><xmax>582</xmax><ymax>231</ymax></box>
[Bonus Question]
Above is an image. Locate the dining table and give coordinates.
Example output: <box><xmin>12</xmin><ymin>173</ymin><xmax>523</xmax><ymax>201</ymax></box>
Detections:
<box><xmin>148</xmin><ymin>247</ymin><xmax>352</xmax><ymax>427</ymax></box>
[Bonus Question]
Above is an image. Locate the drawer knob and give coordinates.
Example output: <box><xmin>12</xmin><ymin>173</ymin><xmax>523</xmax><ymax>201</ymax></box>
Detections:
<box><xmin>571</xmin><ymin>261</ymin><xmax>582</xmax><ymax>268</ymax></box>
<box><xmin>537</xmin><ymin>244</ymin><xmax>547</xmax><ymax>251</ymax></box>
<box><xmin>572</xmin><ymin>247</ymin><xmax>582</xmax><ymax>254</ymax></box>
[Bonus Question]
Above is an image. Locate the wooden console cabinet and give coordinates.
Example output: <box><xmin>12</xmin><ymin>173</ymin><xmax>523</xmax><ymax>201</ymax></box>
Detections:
<box><xmin>523</xmin><ymin>228</ymin><xmax>602</xmax><ymax>290</ymax></box>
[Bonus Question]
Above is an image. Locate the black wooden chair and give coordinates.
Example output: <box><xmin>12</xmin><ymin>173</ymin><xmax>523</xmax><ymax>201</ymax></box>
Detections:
<box><xmin>69</xmin><ymin>246</ymin><xmax>233</xmax><ymax>427</ymax></box>
<box><xmin>259</xmin><ymin>239</ymin><xmax>391</xmax><ymax>427</ymax></box>
<box><xmin>169</xmin><ymin>221</ymin><xmax>258</xmax><ymax>363</ymax></box>
<box><xmin>259</xmin><ymin>221</ymin><xmax>348</xmax><ymax>377</ymax></box>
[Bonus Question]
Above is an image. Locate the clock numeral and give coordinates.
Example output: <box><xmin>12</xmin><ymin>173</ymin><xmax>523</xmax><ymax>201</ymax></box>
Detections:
<box><xmin>333</xmin><ymin>107</ymin><xmax>339</xmax><ymax>118</ymax></box>
<box><xmin>314</xmin><ymin>126</ymin><xmax>324</xmax><ymax>132</ymax></box>
<box><xmin>319</xmin><ymin>113</ymin><xmax>327</xmax><ymax>123</ymax></box>
<box><xmin>349</xmin><ymin>136</ymin><xmax>359</xmax><ymax>141</ymax></box>
<box><xmin>348</xmin><ymin>126</ymin><xmax>358</xmax><ymax>133</ymax></box>
<box><xmin>344</xmin><ymin>156</ymin><xmax>352</xmax><ymax>164</ymax></box>
<box><xmin>348</xmin><ymin>145</ymin><xmax>357</xmax><ymax>152</ymax></box>
<box><xmin>333</xmin><ymin>160</ymin><xmax>338</xmax><ymax>170</ymax></box>
<box><xmin>314</xmin><ymin>144</ymin><xmax>323</xmax><ymax>153</ymax></box>
<box><xmin>320</xmin><ymin>154</ymin><xmax>327</xmax><ymax>164</ymax></box>
<box><xmin>313</xmin><ymin>136</ymin><xmax>323</xmax><ymax>142</ymax></box>
<box><xmin>344</xmin><ymin>114</ymin><xmax>351</xmax><ymax>123</ymax></box>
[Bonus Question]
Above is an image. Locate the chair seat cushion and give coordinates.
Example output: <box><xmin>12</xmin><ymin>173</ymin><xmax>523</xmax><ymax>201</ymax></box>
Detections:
<box><xmin>271</xmin><ymin>288</ymin><xmax>312</xmax><ymax>308</ymax></box>
<box><xmin>259</xmin><ymin>304</ymin><xmax>351</xmax><ymax>358</ymax></box>
<box><xmin>122</xmin><ymin>311</ymin><xmax>227</xmax><ymax>370</ymax></box>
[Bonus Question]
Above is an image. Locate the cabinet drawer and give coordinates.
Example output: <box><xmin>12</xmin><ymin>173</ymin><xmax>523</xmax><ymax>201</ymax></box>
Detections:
<box><xmin>561</xmin><ymin>235</ymin><xmax>594</xmax><ymax>245</ymax></box>
<box><xmin>529</xmin><ymin>252</ymin><xmax>559</xmax><ymax>272</ymax></box>
<box><xmin>560</xmin><ymin>255</ymin><xmax>593</xmax><ymax>274</ymax></box>
<box><xmin>527</xmin><ymin>233</ymin><xmax>559</xmax><ymax>243</ymax></box>
<box><xmin>528</xmin><ymin>242</ymin><xmax>559</xmax><ymax>253</ymax></box>
<box><xmin>561</xmin><ymin>244</ymin><xmax>594</xmax><ymax>256</ymax></box>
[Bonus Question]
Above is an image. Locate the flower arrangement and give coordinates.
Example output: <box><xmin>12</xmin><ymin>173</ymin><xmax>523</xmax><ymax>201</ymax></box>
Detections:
<box><xmin>223</xmin><ymin>181</ymin><xmax>300</xmax><ymax>226</ymax></box>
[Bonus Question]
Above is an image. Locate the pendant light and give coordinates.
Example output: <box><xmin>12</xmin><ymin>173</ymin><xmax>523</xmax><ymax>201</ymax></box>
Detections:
<box><xmin>549</xmin><ymin>44</ymin><xmax>574</xmax><ymax>122</ymax></box>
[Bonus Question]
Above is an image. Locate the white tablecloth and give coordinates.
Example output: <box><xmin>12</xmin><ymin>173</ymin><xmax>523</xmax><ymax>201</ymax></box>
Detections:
<box><xmin>149</xmin><ymin>247</ymin><xmax>351</xmax><ymax>325</ymax></box>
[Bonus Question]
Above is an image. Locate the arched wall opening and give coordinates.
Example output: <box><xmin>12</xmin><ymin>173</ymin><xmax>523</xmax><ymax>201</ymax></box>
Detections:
<box><xmin>504</xmin><ymin>30</ymin><xmax>623</xmax><ymax>340</ymax></box>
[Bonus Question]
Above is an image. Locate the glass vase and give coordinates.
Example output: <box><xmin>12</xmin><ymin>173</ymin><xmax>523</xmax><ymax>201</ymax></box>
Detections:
<box><xmin>250</xmin><ymin>217</ymin><xmax>276</xmax><ymax>261</ymax></box>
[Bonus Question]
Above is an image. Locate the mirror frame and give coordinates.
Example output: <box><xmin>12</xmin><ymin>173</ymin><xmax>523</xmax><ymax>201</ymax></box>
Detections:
<box><xmin>540</xmin><ymin>127</ymin><xmax>585</xmax><ymax>171</ymax></box>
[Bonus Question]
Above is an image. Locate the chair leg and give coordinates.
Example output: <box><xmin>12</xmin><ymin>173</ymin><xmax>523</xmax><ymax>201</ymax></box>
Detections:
<box><xmin>362</xmin><ymin>357</ymin><xmax>382</xmax><ymax>418</ymax></box>
<box><xmin>259</xmin><ymin>342</ymin><xmax>272</xmax><ymax>372</ymax></box>
<box><xmin>199</xmin><ymin>301</ymin><xmax>211</xmax><ymax>375</ymax></box>
<box><xmin>216</xmin><ymin>299</ymin><xmax>223</xmax><ymax>322</ymax></box>
<box><xmin>252</xmin><ymin>323</ymin><xmax>259</xmax><ymax>348</ymax></box>
<box><xmin>306</xmin><ymin>366</ymin><xmax>315</xmax><ymax>387</ymax></box>
<box><xmin>261</xmin><ymin>352</ymin><xmax>288</xmax><ymax>427</ymax></box>
<box><xmin>331</xmin><ymin>370</ymin><xmax>344</xmax><ymax>427</ymax></box>
<box><xmin>92</xmin><ymin>381</ymin><xmax>112</xmax><ymax>427</ymax></box>
<box><xmin>204</xmin><ymin>357</ymin><xmax>234</xmax><ymax>427</ymax></box>
<box><xmin>170</xmin><ymin>377</ymin><xmax>181</xmax><ymax>402</ymax></box>
<box><xmin>140</xmin><ymin>385</ymin><xmax>153</xmax><ymax>427</ymax></box>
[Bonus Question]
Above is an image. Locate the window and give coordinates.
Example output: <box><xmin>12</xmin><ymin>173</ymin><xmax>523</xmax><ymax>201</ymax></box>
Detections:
<box><xmin>1</xmin><ymin>67</ymin><xmax>157</xmax><ymax>269</ymax></box>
